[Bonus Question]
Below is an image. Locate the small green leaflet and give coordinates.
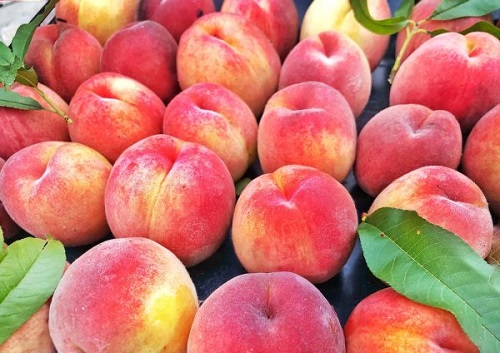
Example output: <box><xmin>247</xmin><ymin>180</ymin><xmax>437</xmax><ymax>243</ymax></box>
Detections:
<box><xmin>358</xmin><ymin>208</ymin><xmax>500</xmax><ymax>352</ymax></box>
<box><xmin>350</xmin><ymin>0</ymin><xmax>411</xmax><ymax>35</ymax></box>
<box><xmin>11</xmin><ymin>0</ymin><xmax>59</xmax><ymax>60</ymax></box>
<box><xmin>0</xmin><ymin>42</ymin><xmax>15</xmax><ymax>67</ymax></box>
<box><xmin>0</xmin><ymin>237</ymin><xmax>66</xmax><ymax>345</ymax></box>
<box><xmin>0</xmin><ymin>88</ymin><xmax>43</xmax><ymax>110</ymax></box>
<box><xmin>431</xmin><ymin>0</ymin><xmax>500</xmax><ymax>21</ymax></box>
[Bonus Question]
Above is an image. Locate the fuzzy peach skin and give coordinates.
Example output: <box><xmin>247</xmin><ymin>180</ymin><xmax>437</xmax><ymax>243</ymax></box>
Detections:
<box><xmin>345</xmin><ymin>288</ymin><xmax>478</xmax><ymax>353</ymax></box>
<box><xmin>163</xmin><ymin>82</ymin><xmax>257</xmax><ymax>181</ymax></box>
<box><xmin>300</xmin><ymin>0</ymin><xmax>391</xmax><ymax>71</ymax></box>
<box><xmin>49</xmin><ymin>237</ymin><xmax>199</xmax><ymax>353</ymax></box>
<box><xmin>68</xmin><ymin>72</ymin><xmax>165</xmax><ymax>163</ymax></box>
<box><xmin>105</xmin><ymin>134</ymin><xmax>235</xmax><ymax>267</ymax></box>
<box><xmin>258</xmin><ymin>81</ymin><xmax>356</xmax><ymax>182</ymax></box>
<box><xmin>390</xmin><ymin>32</ymin><xmax>500</xmax><ymax>133</ymax></box>
<box><xmin>0</xmin><ymin>141</ymin><xmax>112</xmax><ymax>247</ymax></box>
<box><xmin>0</xmin><ymin>302</ymin><xmax>54</xmax><ymax>353</ymax></box>
<box><xmin>177</xmin><ymin>12</ymin><xmax>281</xmax><ymax>117</ymax></box>
<box><xmin>368</xmin><ymin>166</ymin><xmax>493</xmax><ymax>258</ymax></box>
<box><xmin>0</xmin><ymin>158</ymin><xmax>21</xmax><ymax>240</ymax></box>
<box><xmin>187</xmin><ymin>272</ymin><xmax>346</xmax><ymax>353</ymax></box>
<box><xmin>220</xmin><ymin>0</ymin><xmax>299</xmax><ymax>61</ymax></box>
<box><xmin>279</xmin><ymin>30</ymin><xmax>371</xmax><ymax>118</ymax></box>
<box><xmin>24</xmin><ymin>23</ymin><xmax>102</xmax><ymax>103</ymax></box>
<box><xmin>138</xmin><ymin>0</ymin><xmax>216</xmax><ymax>42</ymax></box>
<box><xmin>355</xmin><ymin>104</ymin><xmax>462</xmax><ymax>197</ymax></box>
<box><xmin>395</xmin><ymin>0</ymin><xmax>491</xmax><ymax>63</ymax></box>
<box><xmin>462</xmin><ymin>103</ymin><xmax>500</xmax><ymax>217</ymax></box>
<box><xmin>232</xmin><ymin>165</ymin><xmax>358</xmax><ymax>283</ymax></box>
<box><xmin>55</xmin><ymin>0</ymin><xmax>140</xmax><ymax>45</ymax></box>
<box><xmin>101</xmin><ymin>20</ymin><xmax>179</xmax><ymax>103</ymax></box>
<box><xmin>0</xmin><ymin>83</ymin><xmax>69</xmax><ymax>160</ymax></box>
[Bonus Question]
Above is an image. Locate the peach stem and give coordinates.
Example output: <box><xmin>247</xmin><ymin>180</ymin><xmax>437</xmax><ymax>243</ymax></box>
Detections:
<box><xmin>388</xmin><ymin>20</ymin><xmax>428</xmax><ymax>84</ymax></box>
<box><xmin>33</xmin><ymin>86</ymin><xmax>73</xmax><ymax>124</ymax></box>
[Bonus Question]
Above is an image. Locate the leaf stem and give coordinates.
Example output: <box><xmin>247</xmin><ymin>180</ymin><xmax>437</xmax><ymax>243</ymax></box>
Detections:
<box><xmin>388</xmin><ymin>20</ymin><xmax>428</xmax><ymax>84</ymax></box>
<box><xmin>33</xmin><ymin>86</ymin><xmax>72</xmax><ymax>124</ymax></box>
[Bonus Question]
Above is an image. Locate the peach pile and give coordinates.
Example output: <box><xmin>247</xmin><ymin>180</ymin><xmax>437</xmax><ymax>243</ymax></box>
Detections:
<box><xmin>2</xmin><ymin>0</ymin><xmax>499</xmax><ymax>351</ymax></box>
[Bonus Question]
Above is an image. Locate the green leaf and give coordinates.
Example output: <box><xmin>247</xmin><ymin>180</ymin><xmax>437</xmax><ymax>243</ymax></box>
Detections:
<box><xmin>350</xmin><ymin>0</ymin><xmax>411</xmax><ymax>35</ymax></box>
<box><xmin>235</xmin><ymin>177</ymin><xmax>252</xmax><ymax>196</ymax></box>
<box><xmin>0</xmin><ymin>88</ymin><xmax>43</xmax><ymax>110</ymax></box>
<box><xmin>0</xmin><ymin>42</ymin><xmax>14</xmax><ymax>67</ymax></box>
<box><xmin>0</xmin><ymin>57</ymin><xmax>24</xmax><ymax>88</ymax></box>
<box><xmin>0</xmin><ymin>237</ymin><xmax>66</xmax><ymax>345</ymax></box>
<box><xmin>394</xmin><ymin>0</ymin><xmax>415</xmax><ymax>19</ymax></box>
<box><xmin>358</xmin><ymin>207</ymin><xmax>500</xmax><ymax>352</ymax></box>
<box><xmin>430</xmin><ymin>0</ymin><xmax>500</xmax><ymax>21</ymax></box>
<box><xmin>15</xmin><ymin>67</ymin><xmax>38</xmax><ymax>87</ymax></box>
<box><xmin>431</xmin><ymin>20</ymin><xmax>500</xmax><ymax>39</ymax></box>
<box><xmin>11</xmin><ymin>0</ymin><xmax>59</xmax><ymax>60</ymax></box>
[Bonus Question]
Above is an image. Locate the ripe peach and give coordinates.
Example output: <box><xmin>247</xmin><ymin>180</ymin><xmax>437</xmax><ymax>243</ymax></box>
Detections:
<box><xmin>355</xmin><ymin>104</ymin><xmax>462</xmax><ymax>197</ymax></box>
<box><xmin>162</xmin><ymin>82</ymin><xmax>257</xmax><ymax>181</ymax></box>
<box><xmin>390</xmin><ymin>31</ymin><xmax>500</xmax><ymax>132</ymax></box>
<box><xmin>101</xmin><ymin>20</ymin><xmax>179</xmax><ymax>103</ymax></box>
<box><xmin>55</xmin><ymin>0</ymin><xmax>140</xmax><ymax>45</ymax></box>
<box><xmin>462</xmin><ymin>103</ymin><xmax>500</xmax><ymax>216</ymax></box>
<box><xmin>279</xmin><ymin>30</ymin><xmax>371</xmax><ymax>118</ymax></box>
<box><xmin>105</xmin><ymin>134</ymin><xmax>235</xmax><ymax>267</ymax></box>
<box><xmin>232</xmin><ymin>165</ymin><xmax>358</xmax><ymax>283</ymax></box>
<box><xmin>177</xmin><ymin>12</ymin><xmax>281</xmax><ymax>116</ymax></box>
<box><xmin>300</xmin><ymin>0</ymin><xmax>391</xmax><ymax>70</ymax></box>
<box><xmin>395</xmin><ymin>0</ymin><xmax>492</xmax><ymax>63</ymax></box>
<box><xmin>368</xmin><ymin>166</ymin><xmax>493</xmax><ymax>258</ymax></box>
<box><xmin>138</xmin><ymin>0</ymin><xmax>216</xmax><ymax>42</ymax></box>
<box><xmin>0</xmin><ymin>158</ymin><xmax>21</xmax><ymax>240</ymax></box>
<box><xmin>0</xmin><ymin>302</ymin><xmax>54</xmax><ymax>353</ymax></box>
<box><xmin>345</xmin><ymin>288</ymin><xmax>478</xmax><ymax>352</ymax></box>
<box><xmin>0</xmin><ymin>83</ymin><xmax>69</xmax><ymax>160</ymax></box>
<box><xmin>68</xmin><ymin>72</ymin><xmax>165</xmax><ymax>163</ymax></box>
<box><xmin>24</xmin><ymin>23</ymin><xmax>102</xmax><ymax>103</ymax></box>
<box><xmin>220</xmin><ymin>0</ymin><xmax>299</xmax><ymax>61</ymax></box>
<box><xmin>0</xmin><ymin>141</ymin><xmax>112</xmax><ymax>247</ymax></box>
<box><xmin>187</xmin><ymin>272</ymin><xmax>346</xmax><ymax>353</ymax></box>
<box><xmin>258</xmin><ymin>81</ymin><xmax>356</xmax><ymax>182</ymax></box>
<box><xmin>49</xmin><ymin>237</ymin><xmax>199</xmax><ymax>353</ymax></box>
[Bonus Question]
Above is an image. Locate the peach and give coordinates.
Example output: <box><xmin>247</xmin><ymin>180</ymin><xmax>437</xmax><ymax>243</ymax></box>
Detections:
<box><xmin>258</xmin><ymin>81</ymin><xmax>356</xmax><ymax>182</ymax></box>
<box><xmin>368</xmin><ymin>166</ymin><xmax>493</xmax><ymax>258</ymax></box>
<box><xmin>220</xmin><ymin>0</ymin><xmax>299</xmax><ymax>61</ymax></box>
<box><xmin>68</xmin><ymin>72</ymin><xmax>165</xmax><ymax>163</ymax></box>
<box><xmin>187</xmin><ymin>272</ymin><xmax>346</xmax><ymax>353</ymax></box>
<box><xmin>345</xmin><ymin>288</ymin><xmax>478</xmax><ymax>352</ymax></box>
<box><xmin>279</xmin><ymin>30</ymin><xmax>371</xmax><ymax>118</ymax></box>
<box><xmin>232</xmin><ymin>165</ymin><xmax>358</xmax><ymax>283</ymax></box>
<box><xmin>138</xmin><ymin>0</ymin><xmax>216</xmax><ymax>42</ymax></box>
<box><xmin>105</xmin><ymin>134</ymin><xmax>235</xmax><ymax>267</ymax></box>
<box><xmin>0</xmin><ymin>141</ymin><xmax>112</xmax><ymax>247</ymax></box>
<box><xmin>462</xmin><ymin>103</ymin><xmax>500</xmax><ymax>216</ymax></box>
<box><xmin>177</xmin><ymin>12</ymin><xmax>281</xmax><ymax>116</ymax></box>
<box><xmin>24</xmin><ymin>23</ymin><xmax>102</xmax><ymax>103</ymax></box>
<box><xmin>390</xmin><ymin>31</ymin><xmax>500</xmax><ymax>132</ymax></box>
<box><xmin>0</xmin><ymin>83</ymin><xmax>69</xmax><ymax>160</ymax></box>
<box><xmin>0</xmin><ymin>302</ymin><xmax>54</xmax><ymax>353</ymax></box>
<box><xmin>355</xmin><ymin>104</ymin><xmax>462</xmax><ymax>197</ymax></box>
<box><xmin>300</xmin><ymin>0</ymin><xmax>391</xmax><ymax>70</ymax></box>
<box><xmin>49</xmin><ymin>237</ymin><xmax>199</xmax><ymax>353</ymax></box>
<box><xmin>0</xmin><ymin>158</ymin><xmax>21</xmax><ymax>240</ymax></box>
<box><xmin>395</xmin><ymin>0</ymin><xmax>492</xmax><ymax>63</ymax></box>
<box><xmin>55</xmin><ymin>0</ymin><xmax>140</xmax><ymax>45</ymax></box>
<box><xmin>101</xmin><ymin>20</ymin><xmax>179</xmax><ymax>103</ymax></box>
<box><xmin>163</xmin><ymin>82</ymin><xmax>258</xmax><ymax>181</ymax></box>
